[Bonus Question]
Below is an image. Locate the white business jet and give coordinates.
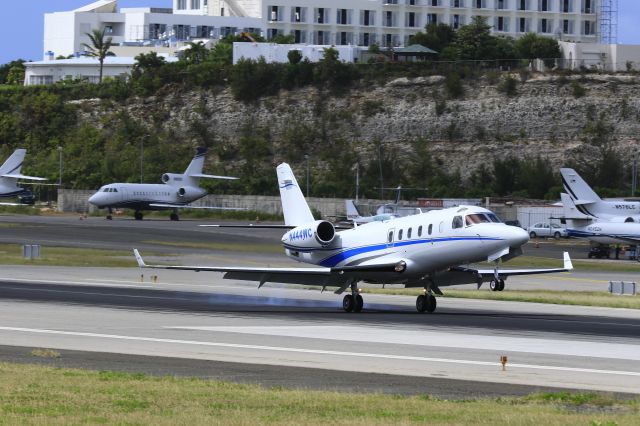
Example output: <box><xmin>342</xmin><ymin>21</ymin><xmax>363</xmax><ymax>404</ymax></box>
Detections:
<box><xmin>561</xmin><ymin>168</ymin><xmax>640</xmax><ymax>222</ymax></box>
<box><xmin>560</xmin><ymin>192</ymin><xmax>640</xmax><ymax>244</ymax></box>
<box><xmin>0</xmin><ymin>149</ymin><xmax>47</xmax><ymax>204</ymax></box>
<box><xmin>89</xmin><ymin>147</ymin><xmax>238</xmax><ymax>221</ymax></box>
<box><xmin>134</xmin><ymin>163</ymin><xmax>572</xmax><ymax>313</ymax></box>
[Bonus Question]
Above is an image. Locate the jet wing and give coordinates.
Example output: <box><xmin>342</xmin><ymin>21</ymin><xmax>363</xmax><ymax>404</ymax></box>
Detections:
<box><xmin>133</xmin><ymin>250</ymin><xmax>406</xmax><ymax>289</ymax></box>
<box><xmin>148</xmin><ymin>203</ymin><xmax>246</xmax><ymax>211</ymax></box>
<box><xmin>2</xmin><ymin>174</ymin><xmax>47</xmax><ymax>181</ymax></box>
<box><xmin>200</xmin><ymin>224</ymin><xmax>353</xmax><ymax>230</ymax></box>
<box><xmin>455</xmin><ymin>252</ymin><xmax>573</xmax><ymax>278</ymax></box>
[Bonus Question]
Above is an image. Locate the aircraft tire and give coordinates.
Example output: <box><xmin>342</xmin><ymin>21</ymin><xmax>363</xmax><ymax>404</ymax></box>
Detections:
<box><xmin>106</xmin><ymin>215</ymin><xmax>112</xmax><ymax>220</ymax></box>
<box><xmin>498</xmin><ymin>279</ymin><xmax>505</xmax><ymax>291</ymax></box>
<box><xmin>425</xmin><ymin>295</ymin><xmax>437</xmax><ymax>313</ymax></box>
<box><xmin>416</xmin><ymin>295</ymin><xmax>427</xmax><ymax>313</ymax></box>
<box><xmin>170</xmin><ymin>213</ymin><xmax>179</xmax><ymax>221</ymax></box>
<box><xmin>342</xmin><ymin>294</ymin><xmax>355</xmax><ymax>312</ymax></box>
<box><xmin>134</xmin><ymin>211</ymin><xmax>143</xmax><ymax>220</ymax></box>
<box><xmin>354</xmin><ymin>294</ymin><xmax>364</xmax><ymax>312</ymax></box>
<box><xmin>489</xmin><ymin>280</ymin><xmax>499</xmax><ymax>291</ymax></box>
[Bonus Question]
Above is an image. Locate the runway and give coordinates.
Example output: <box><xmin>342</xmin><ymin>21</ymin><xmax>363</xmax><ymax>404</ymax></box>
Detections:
<box><xmin>0</xmin><ymin>215</ymin><xmax>639</xmax><ymax>398</ymax></box>
<box><xmin>0</xmin><ymin>266</ymin><xmax>639</xmax><ymax>397</ymax></box>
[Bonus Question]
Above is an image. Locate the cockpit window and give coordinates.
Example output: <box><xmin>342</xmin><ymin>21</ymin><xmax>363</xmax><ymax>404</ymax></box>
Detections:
<box><xmin>486</xmin><ymin>213</ymin><xmax>501</xmax><ymax>223</ymax></box>
<box><xmin>465</xmin><ymin>214</ymin><xmax>491</xmax><ymax>226</ymax></box>
<box><xmin>452</xmin><ymin>216</ymin><xmax>463</xmax><ymax>229</ymax></box>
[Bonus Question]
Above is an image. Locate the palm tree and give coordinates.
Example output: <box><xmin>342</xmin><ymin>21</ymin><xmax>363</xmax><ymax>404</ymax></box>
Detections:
<box><xmin>182</xmin><ymin>41</ymin><xmax>208</xmax><ymax>64</ymax></box>
<box><xmin>82</xmin><ymin>28</ymin><xmax>115</xmax><ymax>83</ymax></box>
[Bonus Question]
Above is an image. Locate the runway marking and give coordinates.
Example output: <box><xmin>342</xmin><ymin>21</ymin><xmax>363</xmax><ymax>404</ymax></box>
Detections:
<box><xmin>165</xmin><ymin>325</ymin><xmax>640</xmax><ymax>361</ymax></box>
<box><xmin>0</xmin><ymin>286</ymin><xmax>192</xmax><ymax>302</ymax></box>
<box><xmin>1</xmin><ymin>326</ymin><xmax>640</xmax><ymax>378</ymax></box>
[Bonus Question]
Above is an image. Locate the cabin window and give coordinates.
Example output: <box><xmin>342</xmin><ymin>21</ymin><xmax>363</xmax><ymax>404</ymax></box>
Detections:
<box><xmin>388</xmin><ymin>231</ymin><xmax>393</xmax><ymax>242</ymax></box>
<box><xmin>452</xmin><ymin>216</ymin><xmax>463</xmax><ymax>229</ymax></box>
<box><xmin>407</xmin><ymin>227</ymin><xmax>412</xmax><ymax>238</ymax></box>
<box><xmin>428</xmin><ymin>224</ymin><xmax>432</xmax><ymax>235</ymax></box>
<box><xmin>398</xmin><ymin>229</ymin><xmax>403</xmax><ymax>240</ymax></box>
<box><xmin>439</xmin><ymin>221</ymin><xmax>444</xmax><ymax>233</ymax></box>
<box><xmin>418</xmin><ymin>225</ymin><xmax>422</xmax><ymax>237</ymax></box>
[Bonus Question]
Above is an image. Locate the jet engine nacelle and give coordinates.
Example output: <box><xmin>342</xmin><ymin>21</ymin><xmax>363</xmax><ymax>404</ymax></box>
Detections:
<box><xmin>607</xmin><ymin>216</ymin><xmax>640</xmax><ymax>223</ymax></box>
<box><xmin>282</xmin><ymin>220</ymin><xmax>336</xmax><ymax>248</ymax></box>
<box><xmin>176</xmin><ymin>186</ymin><xmax>202</xmax><ymax>199</ymax></box>
<box><xmin>162</xmin><ymin>173</ymin><xmax>185</xmax><ymax>185</ymax></box>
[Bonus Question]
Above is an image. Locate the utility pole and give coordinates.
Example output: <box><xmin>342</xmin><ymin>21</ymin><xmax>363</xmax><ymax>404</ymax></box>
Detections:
<box><xmin>304</xmin><ymin>154</ymin><xmax>310</xmax><ymax>198</ymax></box>
<box><xmin>378</xmin><ymin>143</ymin><xmax>384</xmax><ymax>199</ymax></box>
<box><xmin>140</xmin><ymin>136</ymin><xmax>145</xmax><ymax>183</ymax></box>
<box><xmin>57</xmin><ymin>146</ymin><xmax>63</xmax><ymax>188</ymax></box>
<box><xmin>355</xmin><ymin>162</ymin><xmax>360</xmax><ymax>203</ymax></box>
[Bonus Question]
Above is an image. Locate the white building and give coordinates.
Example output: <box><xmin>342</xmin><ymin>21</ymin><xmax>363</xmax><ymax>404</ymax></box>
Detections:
<box><xmin>187</xmin><ymin>0</ymin><xmax>603</xmax><ymax>47</ymax></box>
<box><xmin>559</xmin><ymin>41</ymin><xmax>640</xmax><ymax>71</ymax></box>
<box><xmin>44</xmin><ymin>0</ymin><xmax>606</xmax><ymax>59</ymax></box>
<box><xmin>232</xmin><ymin>42</ymin><xmax>363</xmax><ymax>63</ymax></box>
<box><xmin>23</xmin><ymin>56</ymin><xmax>179</xmax><ymax>86</ymax></box>
<box><xmin>43</xmin><ymin>0</ymin><xmax>261</xmax><ymax>59</ymax></box>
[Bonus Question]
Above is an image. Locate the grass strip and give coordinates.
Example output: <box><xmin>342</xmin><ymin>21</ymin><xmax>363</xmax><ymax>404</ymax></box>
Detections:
<box><xmin>360</xmin><ymin>288</ymin><xmax>640</xmax><ymax>309</ymax></box>
<box><xmin>0</xmin><ymin>362</ymin><xmax>637</xmax><ymax>424</ymax></box>
<box><xmin>0</xmin><ymin>244</ymin><xmax>138</xmax><ymax>267</ymax></box>
<box><xmin>143</xmin><ymin>240</ymin><xmax>283</xmax><ymax>254</ymax></box>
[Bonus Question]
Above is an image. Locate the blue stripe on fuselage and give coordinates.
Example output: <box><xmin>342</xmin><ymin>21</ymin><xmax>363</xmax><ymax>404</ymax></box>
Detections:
<box><xmin>283</xmin><ymin>236</ymin><xmax>503</xmax><ymax>267</ymax></box>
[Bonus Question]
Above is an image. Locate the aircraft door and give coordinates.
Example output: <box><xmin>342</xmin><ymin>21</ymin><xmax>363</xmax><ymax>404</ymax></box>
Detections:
<box><xmin>386</xmin><ymin>228</ymin><xmax>395</xmax><ymax>248</ymax></box>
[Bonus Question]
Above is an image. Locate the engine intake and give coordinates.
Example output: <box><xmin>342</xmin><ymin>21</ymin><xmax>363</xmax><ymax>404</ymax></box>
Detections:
<box><xmin>283</xmin><ymin>220</ymin><xmax>336</xmax><ymax>249</ymax></box>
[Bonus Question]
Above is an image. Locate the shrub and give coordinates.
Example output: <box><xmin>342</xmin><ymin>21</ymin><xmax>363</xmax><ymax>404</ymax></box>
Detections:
<box><xmin>445</xmin><ymin>72</ymin><xmax>464</xmax><ymax>99</ymax></box>
<box><xmin>571</xmin><ymin>80</ymin><xmax>587</xmax><ymax>98</ymax></box>
<box><xmin>497</xmin><ymin>75</ymin><xmax>518</xmax><ymax>97</ymax></box>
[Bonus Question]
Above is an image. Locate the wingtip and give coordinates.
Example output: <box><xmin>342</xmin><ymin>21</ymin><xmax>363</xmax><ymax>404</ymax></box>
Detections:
<box><xmin>133</xmin><ymin>249</ymin><xmax>146</xmax><ymax>267</ymax></box>
<box><xmin>563</xmin><ymin>251</ymin><xmax>573</xmax><ymax>270</ymax></box>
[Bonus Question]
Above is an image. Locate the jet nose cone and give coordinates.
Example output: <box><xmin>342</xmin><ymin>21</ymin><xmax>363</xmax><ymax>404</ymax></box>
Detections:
<box><xmin>507</xmin><ymin>226</ymin><xmax>529</xmax><ymax>247</ymax></box>
<box><xmin>88</xmin><ymin>192</ymin><xmax>100</xmax><ymax>206</ymax></box>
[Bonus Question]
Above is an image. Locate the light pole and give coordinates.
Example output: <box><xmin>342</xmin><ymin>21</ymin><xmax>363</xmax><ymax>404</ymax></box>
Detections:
<box><xmin>633</xmin><ymin>152</ymin><xmax>639</xmax><ymax>197</ymax></box>
<box><xmin>140</xmin><ymin>136</ymin><xmax>145</xmax><ymax>183</ymax></box>
<box><xmin>378</xmin><ymin>143</ymin><xmax>384</xmax><ymax>199</ymax></box>
<box><xmin>304</xmin><ymin>154</ymin><xmax>310</xmax><ymax>198</ymax></box>
<box><xmin>57</xmin><ymin>146</ymin><xmax>63</xmax><ymax>188</ymax></box>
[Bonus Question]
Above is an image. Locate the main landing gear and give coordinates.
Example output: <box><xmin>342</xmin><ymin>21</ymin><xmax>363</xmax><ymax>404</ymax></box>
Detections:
<box><xmin>416</xmin><ymin>292</ymin><xmax>437</xmax><ymax>313</ymax></box>
<box><xmin>342</xmin><ymin>282</ymin><xmax>363</xmax><ymax>313</ymax></box>
<box><xmin>489</xmin><ymin>279</ymin><xmax>505</xmax><ymax>292</ymax></box>
<box><xmin>169</xmin><ymin>212</ymin><xmax>179</xmax><ymax>221</ymax></box>
<box><xmin>106</xmin><ymin>207</ymin><xmax>113</xmax><ymax>220</ymax></box>
<box><xmin>134</xmin><ymin>211</ymin><xmax>144</xmax><ymax>220</ymax></box>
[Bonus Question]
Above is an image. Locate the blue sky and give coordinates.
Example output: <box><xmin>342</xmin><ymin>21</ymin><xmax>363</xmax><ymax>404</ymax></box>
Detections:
<box><xmin>1</xmin><ymin>0</ymin><xmax>638</xmax><ymax>64</ymax></box>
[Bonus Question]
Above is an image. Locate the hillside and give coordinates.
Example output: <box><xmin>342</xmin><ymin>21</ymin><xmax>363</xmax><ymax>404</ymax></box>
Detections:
<box><xmin>2</xmin><ymin>71</ymin><xmax>639</xmax><ymax>199</ymax></box>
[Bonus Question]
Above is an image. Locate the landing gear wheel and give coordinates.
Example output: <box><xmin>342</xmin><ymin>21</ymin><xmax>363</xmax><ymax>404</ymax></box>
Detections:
<box><xmin>354</xmin><ymin>294</ymin><xmax>364</xmax><ymax>313</ymax></box>
<box><xmin>134</xmin><ymin>211</ymin><xmax>143</xmax><ymax>220</ymax></box>
<box><xmin>425</xmin><ymin>294</ymin><xmax>437</xmax><ymax>313</ymax></box>
<box><xmin>498</xmin><ymin>279</ymin><xmax>505</xmax><ymax>291</ymax></box>
<box><xmin>416</xmin><ymin>295</ymin><xmax>427</xmax><ymax>313</ymax></box>
<box><xmin>489</xmin><ymin>280</ymin><xmax>499</xmax><ymax>291</ymax></box>
<box><xmin>342</xmin><ymin>294</ymin><xmax>355</xmax><ymax>312</ymax></box>
<box><xmin>106</xmin><ymin>214</ymin><xmax>113</xmax><ymax>220</ymax></box>
<box><xmin>170</xmin><ymin>213</ymin><xmax>179</xmax><ymax>221</ymax></box>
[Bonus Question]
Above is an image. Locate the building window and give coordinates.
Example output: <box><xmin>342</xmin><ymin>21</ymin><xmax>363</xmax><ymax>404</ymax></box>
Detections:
<box><xmin>407</xmin><ymin>12</ymin><xmax>416</xmax><ymax>27</ymax></box>
<box><xmin>497</xmin><ymin>0</ymin><xmax>506</xmax><ymax>9</ymax></box>
<box><xmin>363</xmin><ymin>10</ymin><xmax>374</xmax><ymax>26</ymax></box>
<box><xmin>316</xmin><ymin>8</ymin><xmax>327</xmax><ymax>24</ymax></box>
<box><xmin>292</xmin><ymin>7</ymin><xmax>305</xmax><ymax>22</ymax></box>
<box><xmin>267</xmin><ymin>28</ymin><xmax>280</xmax><ymax>40</ymax></box>
<box><xmin>563</xmin><ymin>19</ymin><xmax>572</xmax><ymax>34</ymax></box>
<box><xmin>540</xmin><ymin>0</ymin><xmax>549</xmax><ymax>11</ymax></box>
<box><xmin>293</xmin><ymin>29</ymin><xmax>306</xmax><ymax>43</ymax></box>
<box><xmin>452</xmin><ymin>0</ymin><xmax>463</xmax><ymax>7</ymax></box>
<box><xmin>337</xmin><ymin>9</ymin><xmax>350</xmax><ymax>25</ymax></box>
<box><xmin>518</xmin><ymin>0</ymin><xmax>527</xmax><ymax>10</ymax></box>
<box><xmin>29</xmin><ymin>75</ymin><xmax>54</xmax><ymax>85</ymax></box>
<box><xmin>540</xmin><ymin>18</ymin><xmax>550</xmax><ymax>33</ymax></box>
<box><xmin>191</xmin><ymin>0</ymin><xmax>200</xmax><ymax>9</ymax></box>
<box><xmin>584</xmin><ymin>0</ymin><xmax>593</xmax><ymax>14</ymax></box>
<box><xmin>427</xmin><ymin>13</ymin><xmax>437</xmax><ymax>24</ymax></box>
<box><xmin>177</xmin><ymin>0</ymin><xmax>186</xmax><ymax>10</ymax></box>
<box><xmin>562</xmin><ymin>0</ymin><xmax>571</xmax><ymax>13</ymax></box>
<box><xmin>269</xmin><ymin>6</ymin><xmax>280</xmax><ymax>21</ymax></box>
<box><xmin>519</xmin><ymin>17</ymin><xmax>527</xmax><ymax>32</ymax></box>
<box><xmin>408</xmin><ymin>0</ymin><xmax>417</xmax><ymax>5</ymax></box>
<box><xmin>452</xmin><ymin>14</ymin><xmax>461</xmax><ymax>29</ymax></box>
<box><xmin>584</xmin><ymin>20</ymin><xmax>595</xmax><ymax>35</ymax></box>
<box><xmin>474</xmin><ymin>0</ymin><xmax>484</xmax><ymax>8</ymax></box>
<box><xmin>385</xmin><ymin>11</ymin><xmax>394</xmax><ymax>26</ymax></box>
<box><xmin>430</xmin><ymin>0</ymin><xmax>439</xmax><ymax>6</ymax></box>
<box><xmin>338</xmin><ymin>31</ymin><xmax>352</xmax><ymax>45</ymax></box>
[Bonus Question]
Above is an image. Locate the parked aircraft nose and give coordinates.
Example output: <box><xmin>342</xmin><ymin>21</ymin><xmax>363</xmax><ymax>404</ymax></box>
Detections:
<box><xmin>506</xmin><ymin>225</ymin><xmax>529</xmax><ymax>247</ymax></box>
<box><xmin>88</xmin><ymin>192</ymin><xmax>101</xmax><ymax>206</ymax></box>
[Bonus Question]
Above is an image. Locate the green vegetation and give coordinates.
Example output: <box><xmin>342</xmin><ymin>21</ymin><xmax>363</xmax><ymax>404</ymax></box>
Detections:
<box><xmin>0</xmin><ymin>363</ymin><xmax>637</xmax><ymax>424</ymax></box>
<box><xmin>82</xmin><ymin>28</ymin><xmax>115</xmax><ymax>84</ymax></box>
<box><xmin>362</xmin><ymin>288</ymin><xmax>640</xmax><ymax>310</ymax></box>
<box><xmin>0</xmin><ymin>243</ymin><xmax>138</xmax><ymax>267</ymax></box>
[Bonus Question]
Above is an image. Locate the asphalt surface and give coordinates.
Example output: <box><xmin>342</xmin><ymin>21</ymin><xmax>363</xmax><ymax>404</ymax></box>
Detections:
<box><xmin>0</xmin><ymin>214</ymin><xmax>639</xmax><ymax>398</ymax></box>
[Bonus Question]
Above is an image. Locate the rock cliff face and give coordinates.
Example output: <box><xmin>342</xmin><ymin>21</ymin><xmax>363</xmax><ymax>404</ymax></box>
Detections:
<box><xmin>81</xmin><ymin>73</ymin><xmax>640</xmax><ymax>179</ymax></box>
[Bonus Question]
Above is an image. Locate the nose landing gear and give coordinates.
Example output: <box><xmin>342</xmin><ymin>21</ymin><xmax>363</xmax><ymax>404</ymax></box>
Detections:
<box><xmin>342</xmin><ymin>282</ymin><xmax>363</xmax><ymax>313</ymax></box>
<box><xmin>416</xmin><ymin>292</ymin><xmax>437</xmax><ymax>313</ymax></box>
<box><xmin>489</xmin><ymin>279</ymin><xmax>505</xmax><ymax>291</ymax></box>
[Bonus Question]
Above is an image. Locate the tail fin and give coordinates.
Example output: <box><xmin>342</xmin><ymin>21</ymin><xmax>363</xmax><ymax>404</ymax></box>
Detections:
<box><xmin>277</xmin><ymin>163</ymin><xmax>314</xmax><ymax>226</ymax></box>
<box><xmin>183</xmin><ymin>147</ymin><xmax>207</xmax><ymax>176</ymax></box>
<box><xmin>560</xmin><ymin>168</ymin><xmax>601</xmax><ymax>204</ymax></box>
<box><xmin>0</xmin><ymin>149</ymin><xmax>26</xmax><ymax>176</ymax></box>
<box><xmin>345</xmin><ymin>200</ymin><xmax>362</xmax><ymax>219</ymax></box>
<box><xmin>560</xmin><ymin>193</ymin><xmax>592</xmax><ymax>220</ymax></box>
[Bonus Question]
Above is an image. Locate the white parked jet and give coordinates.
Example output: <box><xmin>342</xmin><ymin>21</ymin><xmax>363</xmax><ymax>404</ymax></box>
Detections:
<box><xmin>134</xmin><ymin>163</ymin><xmax>572</xmax><ymax>313</ymax></box>
<box><xmin>560</xmin><ymin>193</ymin><xmax>640</xmax><ymax>244</ymax></box>
<box><xmin>0</xmin><ymin>149</ymin><xmax>47</xmax><ymax>204</ymax></box>
<box><xmin>345</xmin><ymin>199</ymin><xmax>397</xmax><ymax>224</ymax></box>
<box><xmin>89</xmin><ymin>147</ymin><xmax>238</xmax><ymax>221</ymax></box>
<box><xmin>561</xmin><ymin>168</ymin><xmax>640</xmax><ymax>222</ymax></box>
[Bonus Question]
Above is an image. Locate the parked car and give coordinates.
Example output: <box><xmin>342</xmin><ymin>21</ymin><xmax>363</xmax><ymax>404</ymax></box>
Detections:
<box><xmin>527</xmin><ymin>222</ymin><xmax>568</xmax><ymax>239</ymax></box>
<box><xmin>18</xmin><ymin>190</ymin><xmax>35</xmax><ymax>205</ymax></box>
<box><xmin>588</xmin><ymin>246</ymin><xmax>611</xmax><ymax>259</ymax></box>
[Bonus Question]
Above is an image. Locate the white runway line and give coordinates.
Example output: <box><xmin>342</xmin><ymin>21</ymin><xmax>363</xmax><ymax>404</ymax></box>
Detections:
<box><xmin>1</xmin><ymin>326</ymin><xmax>640</xmax><ymax>378</ymax></box>
<box><xmin>166</xmin><ymin>325</ymin><xmax>640</xmax><ymax>361</ymax></box>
